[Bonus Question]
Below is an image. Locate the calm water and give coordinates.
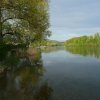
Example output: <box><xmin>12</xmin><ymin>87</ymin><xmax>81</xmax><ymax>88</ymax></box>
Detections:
<box><xmin>0</xmin><ymin>46</ymin><xmax>100</xmax><ymax>100</ymax></box>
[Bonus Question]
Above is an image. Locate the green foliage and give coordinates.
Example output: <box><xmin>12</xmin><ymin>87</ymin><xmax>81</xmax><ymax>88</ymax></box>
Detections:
<box><xmin>31</xmin><ymin>39</ymin><xmax>63</xmax><ymax>47</ymax></box>
<box><xmin>0</xmin><ymin>0</ymin><xmax>50</xmax><ymax>44</ymax></box>
<box><xmin>65</xmin><ymin>33</ymin><xmax>100</xmax><ymax>46</ymax></box>
<box><xmin>41</xmin><ymin>40</ymin><xmax>64</xmax><ymax>46</ymax></box>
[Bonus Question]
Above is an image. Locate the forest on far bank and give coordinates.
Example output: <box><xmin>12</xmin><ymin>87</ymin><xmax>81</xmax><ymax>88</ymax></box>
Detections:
<box><xmin>64</xmin><ymin>33</ymin><xmax>100</xmax><ymax>47</ymax></box>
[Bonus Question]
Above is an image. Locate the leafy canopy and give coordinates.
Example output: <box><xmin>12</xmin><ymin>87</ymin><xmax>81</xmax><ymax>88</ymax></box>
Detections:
<box><xmin>0</xmin><ymin>0</ymin><xmax>50</xmax><ymax>43</ymax></box>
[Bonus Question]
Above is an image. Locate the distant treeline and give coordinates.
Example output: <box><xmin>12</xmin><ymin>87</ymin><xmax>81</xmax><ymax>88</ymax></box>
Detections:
<box><xmin>31</xmin><ymin>40</ymin><xmax>64</xmax><ymax>47</ymax></box>
<box><xmin>41</xmin><ymin>40</ymin><xmax>63</xmax><ymax>46</ymax></box>
<box><xmin>65</xmin><ymin>33</ymin><xmax>100</xmax><ymax>46</ymax></box>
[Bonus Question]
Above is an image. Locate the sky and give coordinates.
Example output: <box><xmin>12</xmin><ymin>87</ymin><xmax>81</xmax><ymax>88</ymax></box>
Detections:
<box><xmin>49</xmin><ymin>0</ymin><xmax>100</xmax><ymax>41</ymax></box>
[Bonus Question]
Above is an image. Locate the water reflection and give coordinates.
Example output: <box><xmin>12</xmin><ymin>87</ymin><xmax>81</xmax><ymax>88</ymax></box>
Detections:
<box><xmin>0</xmin><ymin>47</ymin><xmax>53</xmax><ymax>100</ymax></box>
<box><xmin>42</xmin><ymin>46</ymin><xmax>100</xmax><ymax>100</ymax></box>
<box><xmin>65</xmin><ymin>46</ymin><xmax>100</xmax><ymax>58</ymax></box>
<box><xmin>1</xmin><ymin>46</ymin><xmax>100</xmax><ymax>100</ymax></box>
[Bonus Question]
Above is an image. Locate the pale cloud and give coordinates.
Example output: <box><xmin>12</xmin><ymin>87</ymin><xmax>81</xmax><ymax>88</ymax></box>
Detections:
<box><xmin>49</xmin><ymin>0</ymin><xmax>100</xmax><ymax>41</ymax></box>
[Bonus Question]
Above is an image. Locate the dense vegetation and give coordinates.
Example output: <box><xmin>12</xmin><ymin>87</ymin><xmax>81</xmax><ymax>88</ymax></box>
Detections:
<box><xmin>65</xmin><ymin>33</ymin><xmax>100</xmax><ymax>46</ymax></box>
<box><xmin>40</xmin><ymin>40</ymin><xmax>63</xmax><ymax>47</ymax></box>
<box><xmin>31</xmin><ymin>39</ymin><xmax>63</xmax><ymax>47</ymax></box>
<box><xmin>0</xmin><ymin>0</ymin><xmax>50</xmax><ymax>45</ymax></box>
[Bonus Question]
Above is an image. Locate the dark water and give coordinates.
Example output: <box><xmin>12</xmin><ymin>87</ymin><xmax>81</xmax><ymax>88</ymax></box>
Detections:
<box><xmin>0</xmin><ymin>46</ymin><xmax>100</xmax><ymax>100</ymax></box>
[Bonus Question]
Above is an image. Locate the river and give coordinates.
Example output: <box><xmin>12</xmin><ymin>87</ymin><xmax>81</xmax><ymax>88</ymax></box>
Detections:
<box><xmin>0</xmin><ymin>46</ymin><xmax>100</xmax><ymax>100</ymax></box>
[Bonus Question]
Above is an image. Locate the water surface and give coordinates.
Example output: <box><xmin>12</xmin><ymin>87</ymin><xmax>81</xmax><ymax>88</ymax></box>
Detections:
<box><xmin>0</xmin><ymin>46</ymin><xmax>100</xmax><ymax>100</ymax></box>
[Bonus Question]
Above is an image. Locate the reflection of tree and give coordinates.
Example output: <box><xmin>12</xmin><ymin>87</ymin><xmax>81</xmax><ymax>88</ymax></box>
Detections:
<box><xmin>0</xmin><ymin>47</ymin><xmax>53</xmax><ymax>100</ymax></box>
<box><xmin>34</xmin><ymin>82</ymin><xmax>53</xmax><ymax>100</ymax></box>
<box><xmin>0</xmin><ymin>66</ymin><xmax>53</xmax><ymax>100</ymax></box>
<box><xmin>65</xmin><ymin>46</ymin><xmax>100</xmax><ymax>58</ymax></box>
<box><xmin>1</xmin><ymin>67</ymin><xmax>45</xmax><ymax>100</ymax></box>
<box><xmin>0</xmin><ymin>47</ymin><xmax>42</xmax><ymax>72</ymax></box>
<box><xmin>0</xmin><ymin>46</ymin><xmax>10</xmax><ymax>61</ymax></box>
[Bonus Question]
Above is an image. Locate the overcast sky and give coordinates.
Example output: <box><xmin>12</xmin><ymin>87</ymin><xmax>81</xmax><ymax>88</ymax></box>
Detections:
<box><xmin>49</xmin><ymin>0</ymin><xmax>100</xmax><ymax>41</ymax></box>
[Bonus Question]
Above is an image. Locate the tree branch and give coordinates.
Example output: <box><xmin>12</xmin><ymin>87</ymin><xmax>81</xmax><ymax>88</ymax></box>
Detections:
<box><xmin>2</xmin><ymin>32</ymin><xmax>15</xmax><ymax>37</ymax></box>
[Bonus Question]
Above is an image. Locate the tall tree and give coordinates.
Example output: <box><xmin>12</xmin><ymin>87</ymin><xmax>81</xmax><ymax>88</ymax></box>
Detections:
<box><xmin>0</xmin><ymin>0</ymin><xmax>50</xmax><ymax>44</ymax></box>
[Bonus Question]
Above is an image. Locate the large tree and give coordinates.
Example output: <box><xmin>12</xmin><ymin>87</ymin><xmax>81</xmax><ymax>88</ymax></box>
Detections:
<box><xmin>0</xmin><ymin>0</ymin><xmax>50</xmax><ymax>44</ymax></box>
